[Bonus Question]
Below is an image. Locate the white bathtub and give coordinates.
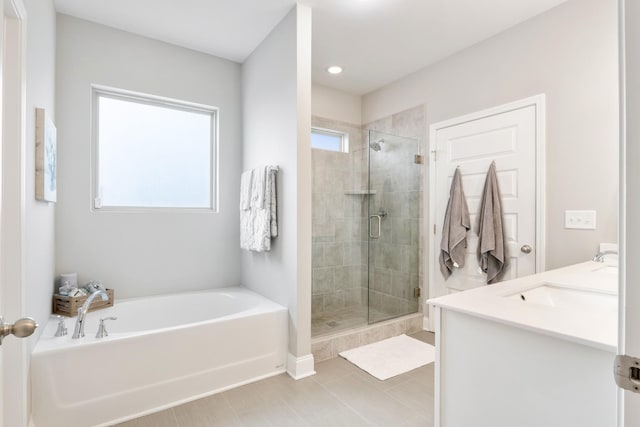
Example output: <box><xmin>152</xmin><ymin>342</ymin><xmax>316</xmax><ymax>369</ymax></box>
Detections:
<box><xmin>31</xmin><ymin>287</ymin><xmax>288</xmax><ymax>427</ymax></box>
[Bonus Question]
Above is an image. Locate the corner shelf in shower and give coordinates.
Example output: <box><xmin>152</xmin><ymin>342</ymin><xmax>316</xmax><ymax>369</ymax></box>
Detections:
<box><xmin>344</xmin><ymin>190</ymin><xmax>377</xmax><ymax>195</ymax></box>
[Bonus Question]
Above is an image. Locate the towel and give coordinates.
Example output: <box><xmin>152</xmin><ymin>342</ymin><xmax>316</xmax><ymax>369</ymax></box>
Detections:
<box><xmin>240</xmin><ymin>169</ymin><xmax>253</xmax><ymax>210</ymax></box>
<box><xmin>439</xmin><ymin>167</ymin><xmax>471</xmax><ymax>280</ymax></box>
<box><xmin>251</xmin><ymin>166</ymin><xmax>266</xmax><ymax>209</ymax></box>
<box><xmin>267</xmin><ymin>166</ymin><xmax>278</xmax><ymax>237</ymax></box>
<box><xmin>476</xmin><ymin>161</ymin><xmax>508</xmax><ymax>284</ymax></box>
<box><xmin>240</xmin><ymin>165</ymin><xmax>278</xmax><ymax>252</ymax></box>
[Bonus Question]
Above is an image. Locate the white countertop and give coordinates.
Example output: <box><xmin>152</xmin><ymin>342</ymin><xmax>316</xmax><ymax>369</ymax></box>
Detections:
<box><xmin>428</xmin><ymin>261</ymin><xmax>618</xmax><ymax>353</ymax></box>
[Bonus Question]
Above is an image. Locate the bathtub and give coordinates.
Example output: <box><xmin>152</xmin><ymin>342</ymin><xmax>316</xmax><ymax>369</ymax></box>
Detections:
<box><xmin>31</xmin><ymin>287</ymin><xmax>288</xmax><ymax>427</ymax></box>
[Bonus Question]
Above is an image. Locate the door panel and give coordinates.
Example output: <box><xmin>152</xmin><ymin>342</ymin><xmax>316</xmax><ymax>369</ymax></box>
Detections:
<box><xmin>621</xmin><ymin>0</ymin><xmax>640</xmax><ymax>425</ymax></box>
<box><xmin>431</xmin><ymin>103</ymin><xmax>538</xmax><ymax>298</ymax></box>
<box><xmin>0</xmin><ymin>4</ymin><xmax>6</xmax><ymax>425</ymax></box>
<box><xmin>1</xmin><ymin>3</ymin><xmax>29</xmax><ymax>426</ymax></box>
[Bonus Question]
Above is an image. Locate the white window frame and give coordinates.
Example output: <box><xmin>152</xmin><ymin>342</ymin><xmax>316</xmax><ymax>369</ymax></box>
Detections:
<box><xmin>311</xmin><ymin>126</ymin><xmax>349</xmax><ymax>153</ymax></box>
<box><xmin>91</xmin><ymin>85</ymin><xmax>219</xmax><ymax>213</ymax></box>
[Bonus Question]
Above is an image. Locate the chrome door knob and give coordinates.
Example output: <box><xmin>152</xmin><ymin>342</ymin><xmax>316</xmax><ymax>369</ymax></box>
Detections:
<box><xmin>521</xmin><ymin>244</ymin><xmax>533</xmax><ymax>254</ymax></box>
<box><xmin>0</xmin><ymin>316</ymin><xmax>38</xmax><ymax>345</ymax></box>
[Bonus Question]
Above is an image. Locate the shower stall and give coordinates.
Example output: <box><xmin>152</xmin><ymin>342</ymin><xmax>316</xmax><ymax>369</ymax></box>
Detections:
<box><xmin>311</xmin><ymin>126</ymin><xmax>422</xmax><ymax>337</ymax></box>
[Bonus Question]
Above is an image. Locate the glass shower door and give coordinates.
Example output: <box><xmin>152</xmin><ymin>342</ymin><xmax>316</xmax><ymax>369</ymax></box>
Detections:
<box><xmin>367</xmin><ymin>130</ymin><xmax>421</xmax><ymax>323</ymax></box>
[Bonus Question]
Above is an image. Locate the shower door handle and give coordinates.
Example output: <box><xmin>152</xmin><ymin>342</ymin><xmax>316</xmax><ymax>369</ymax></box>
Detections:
<box><xmin>369</xmin><ymin>215</ymin><xmax>382</xmax><ymax>239</ymax></box>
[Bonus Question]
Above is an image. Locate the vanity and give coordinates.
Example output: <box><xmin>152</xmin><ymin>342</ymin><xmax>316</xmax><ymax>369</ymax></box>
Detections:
<box><xmin>428</xmin><ymin>261</ymin><xmax>618</xmax><ymax>427</ymax></box>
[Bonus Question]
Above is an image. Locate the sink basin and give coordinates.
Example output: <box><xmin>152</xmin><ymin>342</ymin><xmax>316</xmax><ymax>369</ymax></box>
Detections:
<box><xmin>592</xmin><ymin>265</ymin><xmax>618</xmax><ymax>275</ymax></box>
<box><xmin>507</xmin><ymin>284</ymin><xmax>617</xmax><ymax>312</ymax></box>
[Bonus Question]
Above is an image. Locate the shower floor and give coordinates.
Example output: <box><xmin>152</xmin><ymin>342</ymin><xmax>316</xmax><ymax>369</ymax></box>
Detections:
<box><xmin>311</xmin><ymin>305</ymin><xmax>390</xmax><ymax>337</ymax></box>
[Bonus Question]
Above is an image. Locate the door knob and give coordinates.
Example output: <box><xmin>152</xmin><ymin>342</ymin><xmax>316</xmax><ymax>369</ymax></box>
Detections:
<box><xmin>521</xmin><ymin>244</ymin><xmax>533</xmax><ymax>254</ymax></box>
<box><xmin>0</xmin><ymin>316</ymin><xmax>38</xmax><ymax>345</ymax></box>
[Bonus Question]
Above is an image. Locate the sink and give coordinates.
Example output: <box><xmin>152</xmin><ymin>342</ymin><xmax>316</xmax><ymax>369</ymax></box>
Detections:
<box><xmin>507</xmin><ymin>284</ymin><xmax>617</xmax><ymax>312</ymax></box>
<box><xmin>592</xmin><ymin>265</ymin><xmax>618</xmax><ymax>275</ymax></box>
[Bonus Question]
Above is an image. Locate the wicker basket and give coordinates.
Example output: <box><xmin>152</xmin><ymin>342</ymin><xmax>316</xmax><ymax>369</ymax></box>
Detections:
<box><xmin>52</xmin><ymin>289</ymin><xmax>114</xmax><ymax>317</ymax></box>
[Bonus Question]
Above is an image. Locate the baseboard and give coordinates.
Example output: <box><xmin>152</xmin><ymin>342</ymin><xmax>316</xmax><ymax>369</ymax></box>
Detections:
<box><xmin>286</xmin><ymin>353</ymin><xmax>316</xmax><ymax>380</ymax></box>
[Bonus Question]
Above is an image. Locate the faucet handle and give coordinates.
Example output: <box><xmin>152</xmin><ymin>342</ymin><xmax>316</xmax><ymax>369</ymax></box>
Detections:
<box><xmin>95</xmin><ymin>317</ymin><xmax>117</xmax><ymax>339</ymax></box>
<box><xmin>53</xmin><ymin>315</ymin><xmax>67</xmax><ymax>337</ymax></box>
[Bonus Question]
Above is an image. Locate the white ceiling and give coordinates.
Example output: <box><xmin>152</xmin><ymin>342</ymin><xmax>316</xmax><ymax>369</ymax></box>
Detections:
<box><xmin>53</xmin><ymin>0</ymin><xmax>297</xmax><ymax>63</ymax></box>
<box><xmin>54</xmin><ymin>0</ymin><xmax>569</xmax><ymax>95</ymax></box>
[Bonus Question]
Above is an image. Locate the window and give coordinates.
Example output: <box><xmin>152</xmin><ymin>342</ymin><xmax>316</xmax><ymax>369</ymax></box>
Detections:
<box><xmin>311</xmin><ymin>127</ymin><xmax>348</xmax><ymax>153</ymax></box>
<box><xmin>92</xmin><ymin>86</ymin><xmax>217</xmax><ymax>211</ymax></box>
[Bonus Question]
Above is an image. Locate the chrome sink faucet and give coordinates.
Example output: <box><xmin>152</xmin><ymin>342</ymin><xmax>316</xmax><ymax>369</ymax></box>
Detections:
<box><xmin>593</xmin><ymin>250</ymin><xmax>618</xmax><ymax>263</ymax></box>
<box><xmin>72</xmin><ymin>289</ymin><xmax>108</xmax><ymax>339</ymax></box>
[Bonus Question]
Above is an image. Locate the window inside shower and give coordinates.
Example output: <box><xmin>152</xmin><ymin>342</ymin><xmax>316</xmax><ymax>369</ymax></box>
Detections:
<box><xmin>311</xmin><ymin>127</ymin><xmax>349</xmax><ymax>153</ymax></box>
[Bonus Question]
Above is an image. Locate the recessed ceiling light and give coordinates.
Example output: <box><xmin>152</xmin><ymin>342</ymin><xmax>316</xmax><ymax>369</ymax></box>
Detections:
<box><xmin>327</xmin><ymin>66</ymin><xmax>343</xmax><ymax>75</ymax></box>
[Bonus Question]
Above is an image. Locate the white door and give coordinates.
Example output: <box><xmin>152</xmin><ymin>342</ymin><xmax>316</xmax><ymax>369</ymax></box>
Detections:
<box><xmin>0</xmin><ymin>2</ymin><xmax>5</xmax><ymax>422</ymax></box>
<box><xmin>619</xmin><ymin>1</ymin><xmax>640</xmax><ymax>425</ymax></box>
<box><xmin>428</xmin><ymin>96</ymin><xmax>545</xmax><ymax>328</ymax></box>
<box><xmin>1</xmin><ymin>2</ymin><xmax>30</xmax><ymax>427</ymax></box>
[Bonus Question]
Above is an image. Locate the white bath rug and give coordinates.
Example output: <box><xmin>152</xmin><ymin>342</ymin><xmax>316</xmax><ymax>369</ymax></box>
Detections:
<box><xmin>339</xmin><ymin>334</ymin><xmax>435</xmax><ymax>380</ymax></box>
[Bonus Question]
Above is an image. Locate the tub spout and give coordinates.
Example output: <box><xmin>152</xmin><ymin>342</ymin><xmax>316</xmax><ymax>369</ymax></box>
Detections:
<box><xmin>72</xmin><ymin>290</ymin><xmax>109</xmax><ymax>339</ymax></box>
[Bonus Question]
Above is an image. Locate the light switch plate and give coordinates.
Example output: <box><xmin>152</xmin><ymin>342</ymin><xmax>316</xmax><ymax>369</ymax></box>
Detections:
<box><xmin>565</xmin><ymin>210</ymin><xmax>597</xmax><ymax>230</ymax></box>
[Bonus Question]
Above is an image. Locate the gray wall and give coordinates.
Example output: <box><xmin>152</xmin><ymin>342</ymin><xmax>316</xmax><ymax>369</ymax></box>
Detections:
<box><xmin>24</xmin><ymin>0</ymin><xmax>56</xmax><ymax>341</ymax></box>
<box><xmin>55</xmin><ymin>15</ymin><xmax>243</xmax><ymax>298</ymax></box>
<box><xmin>241</xmin><ymin>5</ymin><xmax>312</xmax><ymax>360</ymax></box>
<box><xmin>312</xmin><ymin>84</ymin><xmax>362</xmax><ymax>125</ymax></box>
<box><xmin>363</xmin><ymin>0</ymin><xmax>619</xmax><ymax>269</ymax></box>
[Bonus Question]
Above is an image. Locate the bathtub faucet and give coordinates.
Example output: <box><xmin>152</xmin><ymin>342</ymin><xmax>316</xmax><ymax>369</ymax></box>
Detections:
<box><xmin>593</xmin><ymin>250</ymin><xmax>618</xmax><ymax>263</ymax></box>
<box><xmin>72</xmin><ymin>289</ymin><xmax>109</xmax><ymax>339</ymax></box>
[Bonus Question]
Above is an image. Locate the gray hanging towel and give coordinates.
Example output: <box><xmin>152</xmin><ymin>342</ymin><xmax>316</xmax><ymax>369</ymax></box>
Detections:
<box><xmin>476</xmin><ymin>161</ymin><xmax>509</xmax><ymax>284</ymax></box>
<box><xmin>439</xmin><ymin>167</ymin><xmax>470</xmax><ymax>280</ymax></box>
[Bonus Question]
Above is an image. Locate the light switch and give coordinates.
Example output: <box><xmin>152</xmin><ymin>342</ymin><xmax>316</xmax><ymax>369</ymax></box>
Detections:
<box><xmin>565</xmin><ymin>210</ymin><xmax>597</xmax><ymax>230</ymax></box>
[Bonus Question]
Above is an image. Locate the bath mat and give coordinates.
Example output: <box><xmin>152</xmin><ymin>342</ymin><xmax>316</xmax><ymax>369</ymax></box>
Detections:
<box><xmin>339</xmin><ymin>334</ymin><xmax>435</xmax><ymax>380</ymax></box>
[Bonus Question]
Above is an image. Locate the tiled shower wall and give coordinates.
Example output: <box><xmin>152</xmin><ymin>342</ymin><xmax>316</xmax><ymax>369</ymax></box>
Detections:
<box><xmin>311</xmin><ymin>105</ymin><xmax>426</xmax><ymax>328</ymax></box>
<box><xmin>311</xmin><ymin>117</ymin><xmax>367</xmax><ymax>317</ymax></box>
<box><xmin>365</xmin><ymin>106</ymin><xmax>427</xmax><ymax>318</ymax></box>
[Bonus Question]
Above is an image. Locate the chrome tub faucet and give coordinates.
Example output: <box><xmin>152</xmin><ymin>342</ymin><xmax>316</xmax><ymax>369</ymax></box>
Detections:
<box><xmin>72</xmin><ymin>289</ymin><xmax>109</xmax><ymax>339</ymax></box>
<box><xmin>593</xmin><ymin>250</ymin><xmax>618</xmax><ymax>263</ymax></box>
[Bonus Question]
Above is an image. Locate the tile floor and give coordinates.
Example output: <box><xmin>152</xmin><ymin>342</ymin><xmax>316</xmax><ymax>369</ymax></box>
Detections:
<box><xmin>311</xmin><ymin>304</ymin><xmax>367</xmax><ymax>337</ymax></box>
<box><xmin>115</xmin><ymin>331</ymin><xmax>435</xmax><ymax>427</ymax></box>
<box><xmin>311</xmin><ymin>304</ymin><xmax>377</xmax><ymax>337</ymax></box>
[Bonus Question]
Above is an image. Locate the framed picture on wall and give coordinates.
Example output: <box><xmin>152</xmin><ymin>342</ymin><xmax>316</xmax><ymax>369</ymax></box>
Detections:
<box><xmin>35</xmin><ymin>107</ymin><xmax>57</xmax><ymax>202</ymax></box>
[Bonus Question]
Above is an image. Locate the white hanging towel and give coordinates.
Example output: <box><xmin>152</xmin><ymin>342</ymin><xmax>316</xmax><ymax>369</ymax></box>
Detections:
<box><xmin>476</xmin><ymin>161</ymin><xmax>508</xmax><ymax>284</ymax></box>
<box><xmin>240</xmin><ymin>169</ymin><xmax>254</xmax><ymax>251</ymax></box>
<box><xmin>240</xmin><ymin>169</ymin><xmax>253</xmax><ymax>211</ymax></box>
<box><xmin>439</xmin><ymin>167</ymin><xmax>470</xmax><ymax>280</ymax></box>
<box><xmin>240</xmin><ymin>165</ymin><xmax>279</xmax><ymax>252</ymax></box>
